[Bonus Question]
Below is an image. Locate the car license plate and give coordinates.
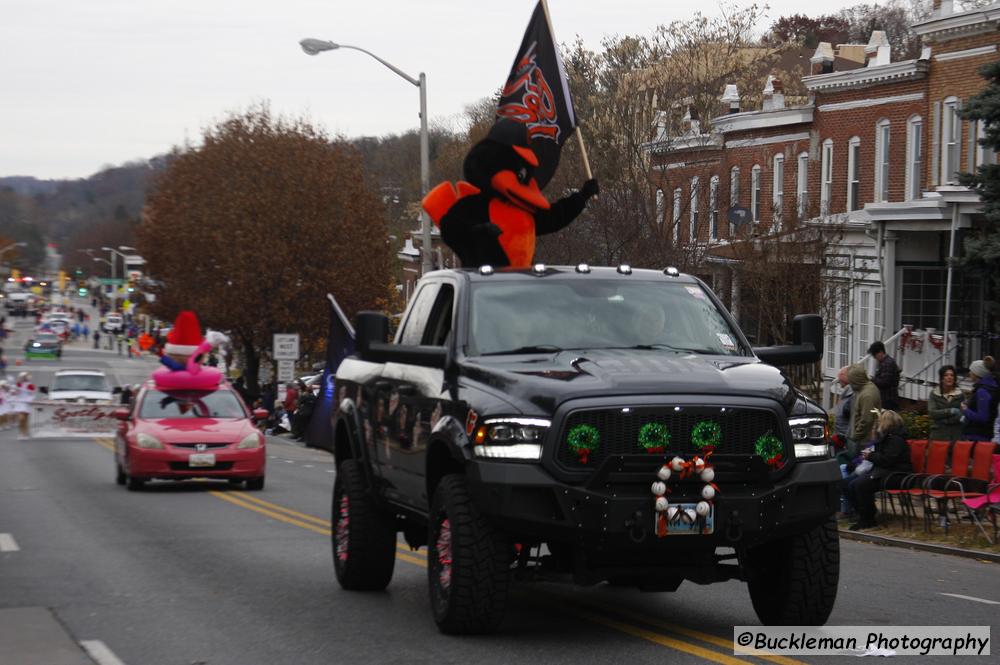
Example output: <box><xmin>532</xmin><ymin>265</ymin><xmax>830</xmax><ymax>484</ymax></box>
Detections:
<box><xmin>654</xmin><ymin>502</ymin><xmax>714</xmax><ymax>535</ymax></box>
<box><xmin>188</xmin><ymin>453</ymin><xmax>216</xmax><ymax>467</ymax></box>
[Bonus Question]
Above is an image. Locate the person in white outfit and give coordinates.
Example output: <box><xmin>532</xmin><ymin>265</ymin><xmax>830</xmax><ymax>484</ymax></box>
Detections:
<box><xmin>0</xmin><ymin>380</ymin><xmax>10</xmax><ymax>429</ymax></box>
<box><xmin>13</xmin><ymin>372</ymin><xmax>36</xmax><ymax>439</ymax></box>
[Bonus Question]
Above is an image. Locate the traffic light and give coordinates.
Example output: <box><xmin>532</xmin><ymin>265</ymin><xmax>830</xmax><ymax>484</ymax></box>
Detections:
<box><xmin>78</xmin><ymin>287</ymin><xmax>88</xmax><ymax>296</ymax></box>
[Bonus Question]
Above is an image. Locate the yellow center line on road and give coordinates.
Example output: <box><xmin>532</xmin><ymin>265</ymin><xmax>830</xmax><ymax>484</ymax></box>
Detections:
<box><xmin>88</xmin><ymin>436</ymin><xmax>785</xmax><ymax>663</ymax></box>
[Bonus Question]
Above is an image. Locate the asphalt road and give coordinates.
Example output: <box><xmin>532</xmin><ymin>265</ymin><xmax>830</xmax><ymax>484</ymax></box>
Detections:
<box><xmin>2</xmin><ymin>300</ymin><xmax>998</xmax><ymax>664</ymax></box>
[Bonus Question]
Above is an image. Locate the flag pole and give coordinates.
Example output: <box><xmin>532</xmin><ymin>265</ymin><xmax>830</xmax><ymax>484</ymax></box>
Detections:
<box><xmin>539</xmin><ymin>0</ymin><xmax>593</xmax><ymax>180</ymax></box>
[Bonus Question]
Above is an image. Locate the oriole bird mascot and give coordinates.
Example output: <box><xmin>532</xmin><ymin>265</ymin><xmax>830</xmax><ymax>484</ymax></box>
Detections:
<box><xmin>422</xmin><ymin>119</ymin><xmax>598</xmax><ymax>268</ymax></box>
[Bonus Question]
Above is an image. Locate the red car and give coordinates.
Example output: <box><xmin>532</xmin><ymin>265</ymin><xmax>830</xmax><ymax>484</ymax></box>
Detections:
<box><xmin>114</xmin><ymin>381</ymin><xmax>267</xmax><ymax>491</ymax></box>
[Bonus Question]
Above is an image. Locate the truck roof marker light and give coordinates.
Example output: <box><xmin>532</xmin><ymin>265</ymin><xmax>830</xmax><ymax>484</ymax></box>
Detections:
<box><xmin>664</xmin><ymin>266</ymin><xmax>680</xmax><ymax>277</ymax></box>
<box><xmin>617</xmin><ymin>264</ymin><xmax>632</xmax><ymax>275</ymax></box>
<box><xmin>575</xmin><ymin>263</ymin><xmax>591</xmax><ymax>273</ymax></box>
<box><xmin>532</xmin><ymin>263</ymin><xmax>547</xmax><ymax>274</ymax></box>
<box><xmin>479</xmin><ymin>265</ymin><xmax>494</xmax><ymax>275</ymax></box>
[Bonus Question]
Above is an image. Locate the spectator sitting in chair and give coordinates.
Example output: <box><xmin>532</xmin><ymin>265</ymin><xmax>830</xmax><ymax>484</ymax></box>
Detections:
<box><xmin>843</xmin><ymin>409</ymin><xmax>912</xmax><ymax>531</ymax></box>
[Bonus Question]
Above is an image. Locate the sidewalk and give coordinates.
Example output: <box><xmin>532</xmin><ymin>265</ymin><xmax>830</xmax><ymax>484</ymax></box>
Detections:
<box><xmin>838</xmin><ymin>509</ymin><xmax>1000</xmax><ymax>562</ymax></box>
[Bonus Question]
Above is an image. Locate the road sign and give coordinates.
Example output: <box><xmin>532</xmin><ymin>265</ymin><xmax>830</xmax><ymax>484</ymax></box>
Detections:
<box><xmin>273</xmin><ymin>334</ymin><xmax>300</xmax><ymax>360</ymax></box>
<box><xmin>277</xmin><ymin>360</ymin><xmax>295</xmax><ymax>382</ymax></box>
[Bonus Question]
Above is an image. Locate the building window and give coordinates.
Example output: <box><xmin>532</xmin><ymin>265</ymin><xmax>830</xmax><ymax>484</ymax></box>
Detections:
<box><xmin>901</xmin><ymin>267</ymin><xmax>983</xmax><ymax>332</ymax></box>
<box><xmin>655</xmin><ymin>188</ymin><xmax>665</xmax><ymax>225</ymax></box>
<box><xmin>772</xmin><ymin>153</ymin><xmax>784</xmax><ymax>231</ymax></box>
<box><xmin>672</xmin><ymin>188</ymin><xmax>681</xmax><ymax>244</ymax></box>
<box><xmin>709</xmin><ymin>175</ymin><xmax>719</xmax><ymax>240</ymax></box>
<box><xmin>974</xmin><ymin>119</ymin><xmax>995</xmax><ymax>168</ymax></box>
<box><xmin>825</xmin><ymin>283</ymin><xmax>851</xmax><ymax>372</ymax></box>
<box><xmin>942</xmin><ymin>97</ymin><xmax>962</xmax><ymax>185</ymax></box>
<box><xmin>906</xmin><ymin>115</ymin><xmax>923</xmax><ymax>201</ymax></box>
<box><xmin>820</xmin><ymin>139</ymin><xmax>833</xmax><ymax>215</ymax></box>
<box><xmin>797</xmin><ymin>152</ymin><xmax>809</xmax><ymax>219</ymax></box>
<box><xmin>751</xmin><ymin>165</ymin><xmax>761</xmax><ymax>222</ymax></box>
<box><xmin>875</xmin><ymin>120</ymin><xmax>890</xmax><ymax>203</ymax></box>
<box><xmin>729</xmin><ymin>166</ymin><xmax>740</xmax><ymax>236</ymax></box>
<box><xmin>689</xmin><ymin>176</ymin><xmax>699</xmax><ymax>242</ymax></box>
<box><xmin>847</xmin><ymin>137</ymin><xmax>861</xmax><ymax>211</ymax></box>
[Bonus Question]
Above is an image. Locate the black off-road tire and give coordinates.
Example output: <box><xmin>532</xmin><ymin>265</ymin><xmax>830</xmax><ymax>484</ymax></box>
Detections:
<box><xmin>331</xmin><ymin>460</ymin><xmax>396</xmax><ymax>590</ymax></box>
<box><xmin>745</xmin><ymin>516</ymin><xmax>840</xmax><ymax>625</ymax></box>
<box><xmin>245</xmin><ymin>477</ymin><xmax>265</xmax><ymax>491</ymax></box>
<box><xmin>428</xmin><ymin>474</ymin><xmax>512</xmax><ymax>634</ymax></box>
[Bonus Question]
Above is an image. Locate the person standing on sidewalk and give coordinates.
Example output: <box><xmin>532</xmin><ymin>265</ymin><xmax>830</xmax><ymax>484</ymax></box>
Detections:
<box><xmin>93</xmin><ymin>329</ymin><xmax>101</xmax><ymax>349</ymax></box>
<box><xmin>962</xmin><ymin>357</ymin><xmax>999</xmax><ymax>442</ymax></box>
<box><xmin>868</xmin><ymin>341</ymin><xmax>901</xmax><ymax>411</ymax></box>
<box><xmin>928</xmin><ymin>365</ymin><xmax>964</xmax><ymax>442</ymax></box>
<box><xmin>12</xmin><ymin>372</ymin><xmax>36</xmax><ymax>440</ymax></box>
<box><xmin>848</xmin><ymin>363</ymin><xmax>881</xmax><ymax>457</ymax></box>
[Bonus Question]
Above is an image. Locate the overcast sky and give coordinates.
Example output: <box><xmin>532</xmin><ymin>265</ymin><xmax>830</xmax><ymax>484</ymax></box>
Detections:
<box><xmin>4</xmin><ymin>0</ymin><xmax>863</xmax><ymax>180</ymax></box>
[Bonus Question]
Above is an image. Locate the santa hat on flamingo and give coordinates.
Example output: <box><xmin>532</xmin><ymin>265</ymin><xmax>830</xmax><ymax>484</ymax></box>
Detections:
<box><xmin>164</xmin><ymin>311</ymin><xmax>204</xmax><ymax>356</ymax></box>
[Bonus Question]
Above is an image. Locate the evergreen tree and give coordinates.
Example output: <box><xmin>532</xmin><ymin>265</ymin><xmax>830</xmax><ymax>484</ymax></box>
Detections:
<box><xmin>960</xmin><ymin>60</ymin><xmax>1000</xmax><ymax>316</ymax></box>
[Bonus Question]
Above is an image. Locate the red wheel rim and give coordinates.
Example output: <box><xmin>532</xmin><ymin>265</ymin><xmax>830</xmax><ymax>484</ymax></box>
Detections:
<box><xmin>335</xmin><ymin>495</ymin><xmax>350</xmax><ymax>561</ymax></box>
<box><xmin>435</xmin><ymin>518</ymin><xmax>453</xmax><ymax>591</ymax></box>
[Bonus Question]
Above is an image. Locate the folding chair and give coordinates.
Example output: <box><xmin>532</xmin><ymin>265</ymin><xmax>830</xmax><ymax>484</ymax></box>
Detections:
<box><xmin>891</xmin><ymin>440</ymin><xmax>949</xmax><ymax>532</ymax></box>
<box><xmin>961</xmin><ymin>451</ymin><xmax>1000</xmax><ymax>544</ymax></box>
<box><xmin>881</xmin><ymin>439</ymin><xmax>927</xmax><ymax>529</ymax></box>
<box><xmin>921</xmin><ymin>441</ymin><xmax>976</xmax><ymax>534</ymax></box>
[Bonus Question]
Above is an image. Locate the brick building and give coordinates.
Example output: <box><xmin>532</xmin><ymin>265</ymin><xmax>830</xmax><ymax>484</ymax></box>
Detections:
<box><xmin>646</xmin><ymin>0</ymin><xmax>999</xmax><ymax>400</ymax></box>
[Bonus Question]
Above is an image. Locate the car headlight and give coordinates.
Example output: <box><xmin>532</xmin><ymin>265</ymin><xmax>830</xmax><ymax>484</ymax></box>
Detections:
<box><xmin>136</xmin><ymin>433</ymin><xmax>164</xmax><ymax>449</ymax></box>
<box><xmin>472</xmin><ymin>417</ymin><xmax>549</xmax><ymax>460</ymax></box>
<box><xmin>789</xmin><ymin>416</ymin><xmax>830</xmax><ymax>459</ymax></box>
<box><xmin>237</xmin><ymin>432</ymin><xmax>262</xmax><ymax>449</ymax></box>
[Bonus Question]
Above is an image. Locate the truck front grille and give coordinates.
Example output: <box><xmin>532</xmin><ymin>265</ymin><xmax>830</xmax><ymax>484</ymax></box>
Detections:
<box><xmin>556</xmin><ymin>405</ymin><xmax>783</xmax><ymax>469</ymax></box>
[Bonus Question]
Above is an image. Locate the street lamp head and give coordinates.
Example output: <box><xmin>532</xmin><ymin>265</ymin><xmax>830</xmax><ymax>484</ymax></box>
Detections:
<box><xmin>300</xmin><ymin>38</ymin><xmax>339</xmax><ymax>56</ymax></box>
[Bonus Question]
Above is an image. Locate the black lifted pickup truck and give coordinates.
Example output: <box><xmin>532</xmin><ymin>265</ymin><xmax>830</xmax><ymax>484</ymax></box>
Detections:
<box><xmin>330</xmin><ymin>264</ymin><xmax>839</xmax><ymax>634</ymax></box>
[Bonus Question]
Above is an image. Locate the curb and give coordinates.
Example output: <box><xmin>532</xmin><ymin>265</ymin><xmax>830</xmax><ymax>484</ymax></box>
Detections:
<box><xmin>839</xmin><ymin>528</ymin><xmax>1000</xmax><ymax>563</ymax></box>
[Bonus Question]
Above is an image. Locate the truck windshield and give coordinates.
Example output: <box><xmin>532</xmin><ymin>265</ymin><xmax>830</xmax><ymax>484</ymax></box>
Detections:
<box><xmin>53</xmin><ymin>374</ymin><xmax>110</xmax><ymax>392</ymax></box>
<box><xmin>468</xmin><ymin>280</ymin><xmax>748</xmax><ymax>357</ymax></box>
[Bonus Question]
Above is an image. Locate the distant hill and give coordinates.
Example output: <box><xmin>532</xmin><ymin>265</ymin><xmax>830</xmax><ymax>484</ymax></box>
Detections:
<box><xmin>0</xmin><ymin>176</ymin><xmax>61</xmax><ymax>197</ymax></box>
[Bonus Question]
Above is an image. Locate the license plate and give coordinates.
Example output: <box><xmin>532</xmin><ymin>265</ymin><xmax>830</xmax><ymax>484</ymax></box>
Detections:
<box><xmin>188</xmin><ymin>453</ymin><xmax>216</xmax><ymax>467</ymax></box>
<box><xmin>655</xmin><ymin>502</ymin><xmax>714</xmax><ymax>535</ymax></box>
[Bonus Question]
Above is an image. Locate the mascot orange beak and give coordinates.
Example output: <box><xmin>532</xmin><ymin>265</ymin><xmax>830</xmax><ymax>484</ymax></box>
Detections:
<box><xmin>491</xmin><ymin>146</ymin><xmax>550</xmax><ymax>212</ymax></box>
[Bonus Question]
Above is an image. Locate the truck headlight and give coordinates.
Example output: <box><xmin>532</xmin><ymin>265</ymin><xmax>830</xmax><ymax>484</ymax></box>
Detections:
<box><xmin>789</xmin><ymin>417</ymin><xmax>830</xmax><ymax>459</ymax></box>
<box><xmin>136</xmin><ymin>433</ymin><xmax>164</xmax><ymax>450</ymax></box>
<box><xmin>472</xmin><ymin>417</ymin><xmax>549</xmax><ymax>460</ymax></box>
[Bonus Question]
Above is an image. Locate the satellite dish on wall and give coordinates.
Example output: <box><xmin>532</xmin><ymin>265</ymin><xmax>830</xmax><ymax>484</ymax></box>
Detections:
<box><xmin>727</xmin><ymin>206</ymin><xmax>751</xmax><ymax>226</ymax></box>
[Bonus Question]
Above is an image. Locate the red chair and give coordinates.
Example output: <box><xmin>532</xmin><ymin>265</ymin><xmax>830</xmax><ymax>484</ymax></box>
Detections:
<box><xmin>926</xmin><ymin>442</ymin><xmax>996</xmax><ymax>535</ymax></box>
<box><xmin>881</xmin><ymin>439</ymin><xmax>927</xmax><ymax>527</ymax></box>
<box><xmin>963</xmin><ymin>453</ymin><xmax>1000</xmax><ymax>544</ymax></box>
<box><xmin>890</xmin><ymin>440</ymin><xmax>948</xmax><ymax>531</ymax></box>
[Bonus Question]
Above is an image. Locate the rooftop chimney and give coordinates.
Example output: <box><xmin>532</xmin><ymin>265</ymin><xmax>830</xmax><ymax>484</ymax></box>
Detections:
<box><xmin>865</xmin><ymin>31</ymin><xmax>891</xmax><ymax>67</ymax></box>
<box><xmin>721</xmin><ymin>84</ymin><xmax>740</xmax><ymax>114</ymax></box>
<box><xmin>810</xmin><ymin>42</ymin><xmax>835</xmax><ymax>75</ymax></box>
<box><xmin>762</xmin><ymin>76</ymin><xmax>785</xmax><ymax>111</ymax></box>
<box><xmin>682</xmin><ymin>106</ymin><xmax>700</xmax><ymax>135</ymax></box>
<box><xmin>936</xmin><ymin>0</ymin><xmax>954</xmax><ymax>17</ymax></box>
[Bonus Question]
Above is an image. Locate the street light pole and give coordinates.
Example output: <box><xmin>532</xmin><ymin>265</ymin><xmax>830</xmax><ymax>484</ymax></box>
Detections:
<box><xmin>300</xmin><ymin>38</ymin><xmax>433</xmax><ymax>275</ymax></box>
<box><xmin>100</xmin><ymin>245</ymin><xmax>136</xmax><ymax>312</ymax></box>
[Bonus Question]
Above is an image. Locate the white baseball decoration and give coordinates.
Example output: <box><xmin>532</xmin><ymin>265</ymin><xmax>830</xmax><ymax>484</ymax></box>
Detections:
<box><xmin>655</xmin><ymin>496</ymin><xmax>669</xmax><ymax>512</ymax></box>
<box><xmin>670</xmin><ymin>456</ymin><xmax>685</xmax><ymax>472</ymax></box>
<box><xmin>657</xmin><ymin>465</ymin><xmax>672</xmax><ymax>481</ymax></box>
<box><xmin>651</xmin><ymin>481</ymin><xmax>667</xmax><ymax>496</ymax></box>
<box><xmin>701</xmin><ymin>484</ymin><xmax>716</xmax><ymax>500</ymax></box>
<box><xmin>700</xmin><ymin>467</ymin><xmax>715</xmax><ymax>483</ymax></box>
<box><xmin>695</xmin><ymin>500</ymin><xmax>710</xmax><ymax>516</ymax></box>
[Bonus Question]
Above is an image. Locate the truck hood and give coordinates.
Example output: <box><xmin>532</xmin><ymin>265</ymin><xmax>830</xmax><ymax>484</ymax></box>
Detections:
<box><xmin>462</xmin><ymin>349</ymin><xmax>798</xmax><ymax>415</ymax></box>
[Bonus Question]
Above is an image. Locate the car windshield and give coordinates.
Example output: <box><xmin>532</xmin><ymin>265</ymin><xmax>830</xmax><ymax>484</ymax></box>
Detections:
<box><xmin>36</xmin><ymin>335</ymin><xmax>59</xmax><ymax>344</ymax></box>
<box><xmin>468</xmin><ymin>279</ymin><xmax>748</xmax><ymax>357</ymax></box>
<box><xmin>138</xmin><ymin>389</ymin><xmax>246</xmax><ymax>419</ymax></box>
<box><xmin>53</xmin><ymin>374</ymin><xmax>110</xmax><ymax>392</ymax></box>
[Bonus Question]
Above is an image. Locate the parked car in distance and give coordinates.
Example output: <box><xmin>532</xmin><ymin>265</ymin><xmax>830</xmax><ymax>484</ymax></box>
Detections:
<box><xmin>24</xmin><ymin>332</ymin><xmax>62</xmax><ymax>360</ymax></box>
<box><xmin>114</xmin><ymin>381</ymin><xmax>268</xmax><ymax>491</ymax></box>
<box><xmin>48</xmin><ymin>369</ymin><xmax>114</xmax><ymax>403</ymax></box>
<box><xmin>103</xmin><ymin>313</ymin><xmax>124</xmax><ymax>333</ymax></box>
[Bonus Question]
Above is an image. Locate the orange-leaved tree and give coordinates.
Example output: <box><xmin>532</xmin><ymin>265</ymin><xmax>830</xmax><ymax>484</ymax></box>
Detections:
<box><xmin>140</xmin><ymin>105</ymin><xmax>391</xmax><ymax>395</ymax></box>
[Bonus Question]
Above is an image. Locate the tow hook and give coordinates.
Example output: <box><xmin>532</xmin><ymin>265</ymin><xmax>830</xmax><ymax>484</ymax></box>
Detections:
<box><xmin>625</xmin><ymin>510</ymin><xmax>647</xmax><ymax>543</ymax></box>
<box><xmin>726</xmin><ymin>509</ymin><xmax>743</xmax><ymax>542</ymax></box>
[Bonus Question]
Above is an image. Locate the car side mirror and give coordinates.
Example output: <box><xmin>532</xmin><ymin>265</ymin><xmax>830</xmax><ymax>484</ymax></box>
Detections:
<box><xmin>354</xmin><ymin>311</ymin><xmax>389</xmax><ymax>359</ymax></box>
<box><xmin>39</xmin><ymin>386</ymin><xmax>49</xmax><ymax>395</ymax></box>
<box><xmin>113</xmin><ymin>408</ymin><xmax>130</xmax><ymax>421</ymax></box>
<box><xmin>253</xmin><ymin>408</ymin><xmax>269</xmax><ymax>421</ymax></box>
<box><xmin>753</xmin><ymin>314</ymin><xmax>824</xmax><ymax>366</ymax></box>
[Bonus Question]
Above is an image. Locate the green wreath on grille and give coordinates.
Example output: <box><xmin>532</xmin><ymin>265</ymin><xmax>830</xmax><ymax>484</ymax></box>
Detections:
<box><xmin>691</xmin><ymin>421</ymin><xmax>722</xmax><ymax>450</ymax></box>
<box><xmin>567</xmin><ymin>424</ymin><xmax>600</xmax><ymax>463</ymax></box>
<box><xmin>638</xmin><ymin>422</ymin><xmax>671</xmax><ymax>452</ymax></box>
<box><xmin>754</xmin><ymin>433</ymin><xmax>783</xmax><ymax>461</ymax></box>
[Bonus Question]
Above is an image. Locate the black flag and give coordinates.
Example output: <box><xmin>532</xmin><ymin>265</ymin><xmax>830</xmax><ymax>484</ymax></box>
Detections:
<box><xmin>305</xmin><ymin>293</ymin><xmax>356</xmax><ymax>450</ymax></box>
<box><xmin>497</xmin><ymin>0</ymin><xmax>577</xmax><ymax>188</ymax></box>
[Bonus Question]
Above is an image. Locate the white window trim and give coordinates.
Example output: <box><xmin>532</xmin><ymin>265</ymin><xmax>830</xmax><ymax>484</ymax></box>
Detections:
<box><xmin>772</xmin><ymin>153</ymin><xmax>784</xmax><ymax>231</ymax></box>
<box><xmin>875</xmin><ymin>120</ymin><xmax>890</xmax><ymax>203</ymax></box>
<box><xmin>751</xmin><ymin>164</ymin><xmax>761</xmax><ymax>222</ymax></box>
<box><xmin>821</xmin><ymin>139</ymin><xmax>833</xmax><ymax>215</ymax></box>
<box><xmin>655</xmin><ymin>188</ymin><xmax>665</xmax><ymax>225</ymax></box>
<box><xmin>709</xmin><ymin>175</ymin><xmax>719</xmax><ymax>241</ymax></box>
<box><xmin>847</xmin><ymin>136</ymin><xmax>861</xmax><ymax>212</ymax></box>
<box><xmin>729</xmin><ymin>166</ymin><xmax>740</xmax><ymax>236</ymax></box>
<box><xmin>797</xmin><ymin>152</ymin><xmax>809</xmax><ymax>219</ymax></box>
<box><xmin>689</xmin><ymin>176</ymin><xmax>699</xmax><ymax>242</ymax></box>
<box><xmin>672</xmin><ymin>188</ymin><xmax>682</xmax><ymax>243</ymax></box>
<box><xmin>905</xmin><ymin>115</ymin><xmax>923</xmax><ymax>201</ymax></box>
<box><xmin>941</xmin><ymin>96</ymin><xmax>961</xmax><ymax>185</ymax></box>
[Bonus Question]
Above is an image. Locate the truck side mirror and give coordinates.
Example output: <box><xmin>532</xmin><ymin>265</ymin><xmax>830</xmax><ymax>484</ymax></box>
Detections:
<box><xmin>754</xmin><ymin>314</ymin><xmax>824</xmax><ymax>366</ymax></box>
<box><xmin>354</xmin><ymin>311</ymin><xmax>389</xmax><ymax>359</ymax></box>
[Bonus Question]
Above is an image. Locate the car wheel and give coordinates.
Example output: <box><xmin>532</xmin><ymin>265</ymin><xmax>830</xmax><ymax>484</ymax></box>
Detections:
<box><xmin>428</xmin><ymin>474</ymin><xmax>512</xmax><ymax>634</ymax></box>
<box><xmin>115</xmin><ymin>461</ymin><xmax>126</xmax><ymax>486</ymax></box>
<box><xmin>125</xmin><ymin>474</ymin><xmax>145</xmax><ymax>491</ymax></box>
<box><xmin>744</xmin><ymin>516</ymin><xmax>840</xmax><ymax>625</ymax></box>
<box><xmin>245</xmin><ymin>477</ymin><xmax>265</xmax><ymax>491</ymax></box>
<box><xmin>331</xmin><ymin>460</ymin><xmax>396</xmax><ymax>591</ymax></box>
